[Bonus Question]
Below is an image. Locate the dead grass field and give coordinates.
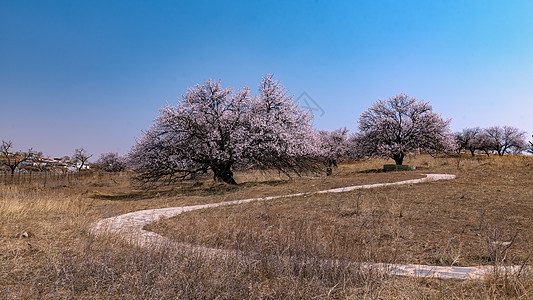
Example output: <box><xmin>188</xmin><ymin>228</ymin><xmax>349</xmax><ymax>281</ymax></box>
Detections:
<box><xmin>150</xmin><ymin>155</ymin><xmax>533</xmax><ymax>267</ymax></box>
<box><xmin>2</xmin><ymin>154</ymin><xmax>533</xmax><ymax>299</ymax></box>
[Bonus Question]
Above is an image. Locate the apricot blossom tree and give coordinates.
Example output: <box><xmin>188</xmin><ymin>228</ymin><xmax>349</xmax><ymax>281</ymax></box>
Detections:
<box><xmin>128</xmin><ymin>75</ymin><xmax>323</xmax><ymax>185</ymax></box>
<box><xmin>317</xmin><ymin>127</ymin><xmax>349</xmax><ymax>167</ymax></box>
<box><xmin>483</xmin><ymin>126</ymin><xmax>526</xmax><ymax>156</ymax></box>
<box><xmin>455</xmin><ymin>127</ymin><xmax>482</xmax><ymax>156</ymax></box>
<box><xmin>96</xmin><ymin>152</ymin><xmax>126</xmax><ymax>172</ymax></box>
<box><xmin>356</xmin><ymin>94</ymin><xmax>453</xmax><ymax>165</ymax></box>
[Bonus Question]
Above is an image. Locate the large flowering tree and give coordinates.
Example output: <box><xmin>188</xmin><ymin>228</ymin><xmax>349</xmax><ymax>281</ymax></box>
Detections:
<box><xmin>128</xmin><ymin>75</ymin><xmax>323</xmax><ymax>185</ymax></box>
<box><xmin>356</xmin><ymin>93</ymin><xmax>453</xmax><ymax>165</ymax></box>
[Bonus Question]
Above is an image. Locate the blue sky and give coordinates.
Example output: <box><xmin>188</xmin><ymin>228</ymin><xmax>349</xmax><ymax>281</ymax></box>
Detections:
<box><xmin>1</xmin><ymin>0</ymin><xmax>532</xmax><ymax>159</ymax></box>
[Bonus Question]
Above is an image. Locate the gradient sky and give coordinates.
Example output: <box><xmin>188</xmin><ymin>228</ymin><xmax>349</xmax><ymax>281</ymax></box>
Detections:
<box><xmin>1</xmin><ymin>0</ymin><xmax>532</xmax><ymax>159</ymax></box>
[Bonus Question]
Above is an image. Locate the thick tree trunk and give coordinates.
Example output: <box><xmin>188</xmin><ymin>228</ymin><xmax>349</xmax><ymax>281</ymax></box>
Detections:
<box><xmin>393</xmin><ymin>153</ymin><xmax>404</xmax><ymax>165</ymax></box>
<box><xmin>211</xmin><ymin>162</ymin><xmax>237</xmax><ymax>185</ymax></box>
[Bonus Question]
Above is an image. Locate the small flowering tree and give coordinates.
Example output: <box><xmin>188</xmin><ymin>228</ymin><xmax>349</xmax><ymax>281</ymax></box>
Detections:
<box><xmin>96</xmin><ymin>152</ymin><xmax>126</xmax><ymax>172</ymax></box>
<box><xmin>317</xmin><ymin>127</ymin><xmax>350</xmax><ymax>167</ymax></box>
<box><xmin>128</xmin><ymin>75</ymin><xmax>323</xmax><ymax>185</ymax></box>
<box><xmin>470</xmin><ymin>131</ymin><xmax>495</xmax><ymax>157</ymax></box>
<box><xmin>483</xmin><ymin>126</ymin><xmax>527</xmax><ymax>156</ymax></box>
<box><xmin>455</xmin><ymin>127</ymin><xmax>482</xmax><ymax>156</ymax></box>
<box><xmin>356</xmin><ymin>94</ymin><xmax>453</xmax><ymax>165</ymax></box>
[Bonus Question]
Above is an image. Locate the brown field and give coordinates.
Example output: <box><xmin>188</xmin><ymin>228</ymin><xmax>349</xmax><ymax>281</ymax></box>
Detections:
<box><xmin>2</xmin><ymin>154</ymin><xmax>533</xmax><ymax>299</ymax></box>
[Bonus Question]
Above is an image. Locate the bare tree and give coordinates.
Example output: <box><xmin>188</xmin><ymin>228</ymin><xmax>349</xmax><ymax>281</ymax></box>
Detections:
<box><xmin>72</xmin><ymin>148</ymin><xmax>93</xmax><ymax>172</ymax></box>
<box><xmin>455</xmin><ymin>127</ymin><xmax>482</xmax><ymax>156</ymax></box>
<box><xmin>128</xmin><ymin>75</ymin><xmax>323</xmax><ymax>185</ymax></box>
<box><xmin>528</xmin><ymin>136</ymin><xmax>533</xmax><ymax>154</ymax></box>
<box><xmin>483</xmin><ymin>126</ymin><xmax>526</xmax><ymax>156</ymax></box>
<box><xmin>356</xmin><ymin>94</ymin><xmax>453</xmax><ymax>165</ymax></box>
<box><xmin>1</xmin><ymin>140</ymin><xmax>34</xmax><ymax>176</ymax></box>
<box><xmin>95</xmin><ymin>152</ymin><xmax>126</xmax><ymax>172</ymax></box>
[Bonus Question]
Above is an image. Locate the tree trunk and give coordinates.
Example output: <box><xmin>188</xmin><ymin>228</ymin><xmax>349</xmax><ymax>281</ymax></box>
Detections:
<box><xmin>211</xmin><ymin>162</ymin><xmax>237</xmax><ymax>185</ymax></box>
<box><xmin>393</xmin><ymin>153</ymin><xmax>404</xmax><ymax>165</ymax></box>
<box><xmin>469</xmin><ymin>148</ymin><xmax>475</xmax><ymax>157</ymax></box>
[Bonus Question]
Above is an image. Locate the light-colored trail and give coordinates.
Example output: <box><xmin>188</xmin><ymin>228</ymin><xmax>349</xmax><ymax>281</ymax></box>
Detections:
<box><xmin>89</xmin><ymin>173</ymin><xmax>523</xmax><ymax>280</ymax></box>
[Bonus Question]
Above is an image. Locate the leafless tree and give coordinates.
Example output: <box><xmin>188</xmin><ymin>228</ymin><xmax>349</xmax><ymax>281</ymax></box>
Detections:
<box><xmin>72</xmin><ymin>148</ymin><xmax>93</xmax><ymax>172</ymax></box>
<box><xmin>1</xmin><ymin>140</ymin><xmax>34</xmax><ymax>176</ymax></box>
<box><xmin>528</xmin><ymin>136</ymin><xmax>533</xmax><ymax>154</ymax></box>
<box><xmin>356</xmin><ymin>93</ymin><xmax>454</xmax><ymax>165</ymax></box>
<box><xmin>483</xmin><ymin>126</ymin><xmax>527</xmax><ymax>156</ymax></box>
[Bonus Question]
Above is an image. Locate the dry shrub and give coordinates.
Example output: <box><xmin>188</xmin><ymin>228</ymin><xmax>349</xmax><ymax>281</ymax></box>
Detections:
<box><xmin>481</xmin><ymin>269</ymin><xmax>533</xmax><ymax>299</ymax></box>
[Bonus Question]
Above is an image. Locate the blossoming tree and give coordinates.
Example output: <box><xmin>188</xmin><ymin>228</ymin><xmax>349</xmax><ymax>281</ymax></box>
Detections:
<box><xmin>454</xmin><ymin>127</ymin><xmax>482</xmax><ymax>156</ymax></box>
<box><xmin>128</xmin><ymin>75</ymin><xmax>323</xmax><ymax>185</ymax></box>
<box><xmin>483</xmin><ymin>126</ymin><xmax>527</xmax><ymax>156</ymax></box>
<box><xmin>356</xmin><ymin>93</ymin><xmax>453</xmax><ymax>165</ymax></box>
<box><xmin>317</xmin><ymin>127</ymin><xmax>350</xmax><ymax>168</ymax></box>
<box><xmin>96</xmin><ymin>152</ymin><xmax>126</xmax><ymax>172</ymax></box>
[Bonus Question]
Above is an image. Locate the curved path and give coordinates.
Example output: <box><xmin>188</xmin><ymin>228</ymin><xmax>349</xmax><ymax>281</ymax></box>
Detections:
<box><xmin>89</xmin><ymin>174</ymin><xmax>522</xmax><ymax>280</ymax></box>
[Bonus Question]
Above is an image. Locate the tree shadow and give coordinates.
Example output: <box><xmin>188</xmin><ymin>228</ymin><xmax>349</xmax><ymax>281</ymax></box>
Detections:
<box><xmin>91</xmin><ymin>176</ymin><xmax>291</xmax><ymax>202</ymax></box>
<box><xmin>357</xmin><ymin>169</ymin><xmax>385</xmax><ymax>173</ymax></box>
<box><xmin>90</xmin><ymin>189</ymin><xmax>180</xmax><ymax>201</ymax></box>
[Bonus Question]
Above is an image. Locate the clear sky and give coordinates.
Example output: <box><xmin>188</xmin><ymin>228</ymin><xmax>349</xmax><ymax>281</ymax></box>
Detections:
<box><xmin>1</xmin><ymin>0</ymin><xmax>532</xmax><ymax>159</ymax></box>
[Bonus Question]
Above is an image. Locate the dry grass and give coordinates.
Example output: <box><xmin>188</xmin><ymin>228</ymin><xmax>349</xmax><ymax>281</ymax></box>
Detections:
<box><xmin>150</xmin><ymin>155</ymin><xmax>533</xmax><ymax>267</ymax></box>
<box><xmin>2</xmin><ymin>154</ymin><xmax>533</xmax><ymax>299</ymax></box>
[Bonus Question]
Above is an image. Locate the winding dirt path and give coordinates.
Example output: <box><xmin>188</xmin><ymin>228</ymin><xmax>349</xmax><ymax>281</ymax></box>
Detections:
<box><xmin>89</xmin><ymin>174</ymin><xmax>522</xmax><ymax>280</ymax></box>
